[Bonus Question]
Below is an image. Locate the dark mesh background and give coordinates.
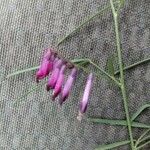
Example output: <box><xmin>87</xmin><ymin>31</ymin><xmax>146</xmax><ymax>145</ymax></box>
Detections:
<box><xmin>0</xmin><ymin>0</ymin><xmax>150</xmax><ymax>149</ymax></box>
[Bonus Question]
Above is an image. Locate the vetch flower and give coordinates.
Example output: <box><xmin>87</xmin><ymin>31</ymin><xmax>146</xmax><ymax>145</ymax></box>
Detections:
<box><xmin>53</xmin><ymin>57</ymin><xmax>59</xmax><ymax>66</ymax></box>
<box><xmin>46</xmin><ymin>59</ymin><xmax>63</xmax><ymax>91</ymax></box>
<box><xmin>59</xmin><ymin>67</ymin><xmax>77</xmax><ymax>105</ymax></box>
<box><xmin>52</xmin><ymin>65</ymin><xmax>66</xmax><ymax>100</ymax></box>
<box><xmin>77</xmin><ymin>73</ymin><xmax>93</xmax><ymax>121</ymax></box>
<box><xmin>36</xmin><ymin>49</ymin><xmax>55</xmax><ymax>82</ymax></box>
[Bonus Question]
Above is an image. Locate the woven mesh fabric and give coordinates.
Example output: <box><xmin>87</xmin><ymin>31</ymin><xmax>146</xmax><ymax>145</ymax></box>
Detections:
<box><xmin>0</xmin><ymin>0</ymin><xmax>150</xmax><ymax>149</ymax></box>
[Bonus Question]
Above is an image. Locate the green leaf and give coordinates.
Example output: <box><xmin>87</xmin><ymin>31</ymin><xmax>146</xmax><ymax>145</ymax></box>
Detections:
<box><xmin>106</xmin><ymin>56</ymin><xmax>115</xmax><ymax>77</ymax></box>
<box><xmin>71</xmin><ymin>58</ymin><xmax>90</xmax><ymax>67</ymax></box>
<box><xmin>7</xmin><ymin>66</ymin><xmax>39</xmax><ymax>78</ymax></box>
<box><xmin>57</xmin><ymin>4</ymin><xmax>112</xmax><ymax>46</ymax></box>
<box><xmin>89</xmin><ymin>118</ymin><xmax>150</xmax><ymax>128</ymax></box>
<box><xmin>95</xmin><ymin>140</ymin><xmax>130</xmax><ymax>150</ymax></box>
<box><xmin>71</xmin><ymin>58</ymin><xmax>90</xmax><ymax>64</ymax></box>
<box><xmin>131</xmin><ymin>104</ymin><xmax>150</xmax><ymax>121</ymax></box>
<box><xmin>77</xmin><ymin>61</ymin><xmax>90</xmax><ymax>67</ymax></box>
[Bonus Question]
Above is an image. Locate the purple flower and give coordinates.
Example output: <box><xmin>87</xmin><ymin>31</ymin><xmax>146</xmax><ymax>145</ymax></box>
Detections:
<box><xmin>46</xmin><ymin>59</ymin><xmax>63</xmax><ymax>91</ymax></box>
<box><xmin>53</xmin><ymin>57</ymin><xmax>59</xmax><ymax>66</ymax></box>
<box><xmin>77</xmin><ymin>73</ymin><xmax>93</xmax><ymax>121</ymax></box>
<box><xmin>52</xmin><ymin>65</ymin><xmax>66</xmax><ymax>100</ymax></box>
<box><xmin>59</xmin><ymin>67</ymin><xmax>77</xmax><ymax>105</ymax></box>
<box><xmin>36</xmin><ymin>49</ymin><xmax>55</xmax><ymax>82</ymax></box>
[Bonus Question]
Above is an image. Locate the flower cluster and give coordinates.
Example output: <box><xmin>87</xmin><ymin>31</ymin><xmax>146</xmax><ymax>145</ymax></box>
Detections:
<box><xmin>36</xmin><ymin>48</ymin><xmax>93</xmax><ymax>120</ymax></box>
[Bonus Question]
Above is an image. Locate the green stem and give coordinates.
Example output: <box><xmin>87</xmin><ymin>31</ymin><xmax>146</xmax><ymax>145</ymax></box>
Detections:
<box><xmin>135</xmin><ymin>129</ymin><xmax>150</xmax><ymax>147</ymax></box>
<box><xmin>137</xmin><ymin>140</ymin><xmax>150</xmax><ymax>150</ymax></box>
<box><xmin>57</xmin><ymin>5</ymin><xmax>111</xmax><ymax>46</ymax></box>
<box><xmin>89</xmin><ymin>60</ymin><xmax>120</xmax><ymax>86</ymax></box>
<box><xmin>138</xmin><ymin>135</ymin><xmax>150</xmax><ymax>145</ymax></box>
<box><xmin>110</xmin><ymin>0</ymin><xmax>134</xmax><ymax>149</ymax></box>
<box><xmin>74</xmin><ymin>63</ymin><xmax>113</xmax><ymax>84</ymax></box>
<box><xmin>115</xmin><ymin>57</ymin><xmax>150</xmax><ymax>75</ymax></box>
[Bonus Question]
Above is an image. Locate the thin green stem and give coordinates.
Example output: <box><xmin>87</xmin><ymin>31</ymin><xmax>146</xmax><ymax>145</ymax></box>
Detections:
<box><xmin>136</xmin><ymin>140</ymin><xmax>150</xmax><ymax>150</ymax></box>
<box><xmin>89</xmin><ymin>60</ymin><xmax>121</xmax><ymax>86</ymax></box>
<box><xmin>74</xmin><ymin>63</ymin><xmax>108</xmax><ymax>82</ymax></box>
<box><xmin>135</xmin><ymin>129</ymin><xmax>150</xmax><ymax>147</ymax></box>
<box><xmin>115</xmin><ymin>57</ymin><xmax>150</xmax><ymax>75</ymax></box>
<box><xmin>57</xmin><ymin>5</ymin><xmax>111</xmax><ymax>46</ymax></box>
<box><xmin>138</xmin><ymin>135</ymin><xmax>150</xmax><ymax>145</ymax></box>
<box><xmin>110</xmin><ymin>0</ymin><xmax>134</xmax><ymax>149</ymax></box>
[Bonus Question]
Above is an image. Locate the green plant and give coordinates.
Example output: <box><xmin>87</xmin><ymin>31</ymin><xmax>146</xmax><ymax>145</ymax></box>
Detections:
<box><xmin>6</xmin><ymin>0</ymin><xmax>150</xmax><ymax>149</ymax></box>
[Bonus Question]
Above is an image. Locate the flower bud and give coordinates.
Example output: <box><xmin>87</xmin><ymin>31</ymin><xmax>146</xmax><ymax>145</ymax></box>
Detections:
<box><xmin>46</xmin><ymin>59</ymin><xmax>63</xmax><ymax>90</ymax></box>
<box><xmin>59</xmin><ymin>68</ymin><xmax>77</xmax><ymax>105</ymax></box>
<box><xmin>77</xmin><ymin>73</ymin><xmax>93</xmax><ymax>121</ymax></box>
<box><xmin>52</xmin><ymin>65</ymin><xmax>66</xmax><ymax>100</ymax></box>
<box><xmin>36</xmin><ymin>49</ymin><xmax>54</xmax><ymax>82</ymax></box>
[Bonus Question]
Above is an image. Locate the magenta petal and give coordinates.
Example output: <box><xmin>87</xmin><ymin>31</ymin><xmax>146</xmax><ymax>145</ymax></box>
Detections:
<box><xmin>79</xmin><ymin>101</ymin><xmax>88</xmax><ymax>114</ymax></box>
<box><xmin>59</xmin><ymin>68</ymin><xmax>77</xmax><ymax>105</ymax></box>
<box><xmin>43</xmin><ymin>48</ymin><xmax>52</xmax><ymax>59</ymax></box>
<box><xmin>79</xmin><ymin>73</ymin><xmax>93</xmax><ymax>114</ymax></box>
<box><xmin>41</xmin><ymin>59</ymin><xmax>52</xmax><ymax>74</ymax></box>
<box><xmin>53</xmin><ymin>59</ymin><xmax>63</xmax><ymax>69</ymax></box>
<box><xmin>46</xmin><ymin>59</ymin><xmax>64</xmax><ymax>90</ymax></box>
<box><xmin>36</xmin><ymin>49</ymin><xmax>54</xmax><ymax>81</ymax></box>
<box><xmin>47</xmin><ymin>68</ymin><xmax>60</xmax><ymax>90</ymax></box>
<box><xmin>52</xmin><ymin>65</ymin><xmax>66</xmax><ymax>100</ymax></box>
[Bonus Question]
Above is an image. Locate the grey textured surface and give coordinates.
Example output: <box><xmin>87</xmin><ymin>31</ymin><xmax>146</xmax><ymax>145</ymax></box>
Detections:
<box><xmin>0</xmin><ymin>0</ymin><xmax>150</xmax><ymax>150</ymax></box>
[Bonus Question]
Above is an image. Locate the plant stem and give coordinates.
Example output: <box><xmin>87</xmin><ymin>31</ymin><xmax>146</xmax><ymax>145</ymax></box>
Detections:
<box><xmin>136</xmin><ymin>140</ymin><xmax>150</xmax><ymax>150</ymax></box>
<box><xmin>115</xmin><ymin>57</ymin><xmax>150</xmax><ymax>75</ymax></box>
<box><xmin>57</xmin><ymin>5</ymin><xmax>111</xmax><ymax>46</ymax></box>
<box><xmin>135</xmin><ymin>129</ymin><xmax>150</xmax><ymax>147</ymax></box>
<box><xmin>75</xmin><ymin>63</ymin><xmax>121</xmax><ymax>86</ymax></box>
<box><xmin>89</xmin><ymin>60</ymin><xmax>120</xmax><ymax>86</ymax></box>
<box><xmin>110</xmin><ymin>0</ymin><xmax>134</xmax><ymax>149</ymax></box>
<box><xmin>138</xmin><ymin>135</ymin><xmax>150</xmax><ymax>145</ymax></box>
